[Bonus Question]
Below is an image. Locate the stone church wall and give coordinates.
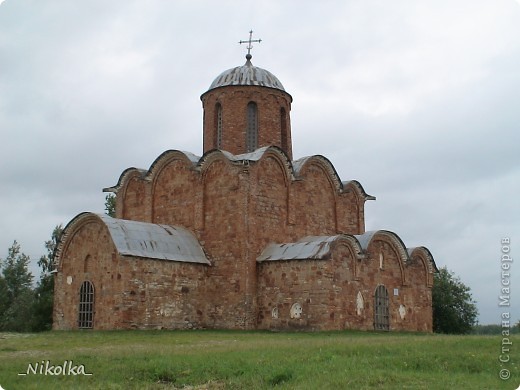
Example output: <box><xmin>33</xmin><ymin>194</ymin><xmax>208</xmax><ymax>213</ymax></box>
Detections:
<box><xmin>257</xmin><ymin>238</ymin><xmax>433</xmax><ymax>332</ymax></box>
<box><xmin>356</xmin><ymin>237</ymin><xmax>433</xmax><ymax>332</ymax></box>
<box><xmin>99</xmin><ymin>148</ymin><xmax>433</xmax><ymax>332</ymax></box>
<box><xmin>257</xmin><ymin>242</ymin><xmax>364</xmax><ymax>331</ymax></box>
<box><xmin>53</xmin><ymin>217</ymin><xmax>207</xmax><ymax>330</ymax></box>
<box><xmin>151</xmin><ymin>157</ymin><xmax>200</xmax><ymax>229</ymax></box>
<box><xmin>289</xmin><ymin>161</ymin><xmax>338</xmax><ymax>238</ymax></box>
<box><xmin>116</xmin><ymin>257</ymin><xmax>207</xmax><ymax>330</ymax></box>
<box><xmin>199</xmin><ymin>158</ymin><xmax>255</xmax><ymax>328</ymax></box>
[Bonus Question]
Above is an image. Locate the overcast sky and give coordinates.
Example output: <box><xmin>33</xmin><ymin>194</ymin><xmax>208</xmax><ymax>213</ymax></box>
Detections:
<box><xmin>1</xmin><ymin>0</ymin><xmax>518</xmax><ymax>325</ymax></box>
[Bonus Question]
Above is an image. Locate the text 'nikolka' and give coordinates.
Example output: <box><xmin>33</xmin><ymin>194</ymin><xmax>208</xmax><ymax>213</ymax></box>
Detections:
<box><xmin>18</xmin><ymin>360</ymin><xmax>92</xmax><ymax>376</ymax></box>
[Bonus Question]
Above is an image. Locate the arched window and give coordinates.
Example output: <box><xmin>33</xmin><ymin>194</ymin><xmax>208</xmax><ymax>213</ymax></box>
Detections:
<box><xmin>374</xmin><ymin>285</ymin><xmax>389</xmax><ymax>331</ymax></box>
<box><xmin>246</xmin><ymin>102</ymin><xmax>258</xmax><ymax>152</ymax></box>
<box><xmin>78</xmin><ymin>281</ymin><xmax>94</xmax><ymax>329</ymax></box>
<box><xmin>280</xmin><ymin>107</ymin><xmax>287</xmax><ymax>152</ymax></box>
<box><xmin>215</xmin><ymin>103</ymin><xmax>223</xmax><ymax>149</ymax></box>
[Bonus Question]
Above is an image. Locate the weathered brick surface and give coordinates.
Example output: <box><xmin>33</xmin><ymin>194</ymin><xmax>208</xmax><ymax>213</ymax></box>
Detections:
<box><xmin>53</xmin><ymin>217</ymin><xmax>207</xmax><ymax>330</ymax></box>
<box><xmin>257</xmin><ymin>237</ymin><xmax>433</xmax><ymax>332</ymax></box>
<box><xmin>54</xmin><ymin>77</ymin><xmax>435</xmax><ymax>332</ymax></box>
<box><xmin>201</xmin><ymin>86</ymin><xmax>293</xmax><ymax>159</ymax></box>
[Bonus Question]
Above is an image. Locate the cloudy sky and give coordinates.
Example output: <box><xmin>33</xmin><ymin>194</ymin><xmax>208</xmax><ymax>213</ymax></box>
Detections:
<box><xmin>1</xmin><ymin>0</ymin><xmax>518</xmax><ymax>325</ymax></box>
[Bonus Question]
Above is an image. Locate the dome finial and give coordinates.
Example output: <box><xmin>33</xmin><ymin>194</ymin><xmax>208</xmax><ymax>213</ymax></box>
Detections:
<box><xmin>239</xmin><ymin>30</ymin><xmax>261</xmax><ymax>62</ymax></box>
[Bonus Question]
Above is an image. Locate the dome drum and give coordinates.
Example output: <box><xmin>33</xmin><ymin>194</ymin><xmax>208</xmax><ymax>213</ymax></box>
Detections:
<box><xmin>201</xmin><ymin>58</ymin><xmax>293</xmax><ymax>159</ymax></box>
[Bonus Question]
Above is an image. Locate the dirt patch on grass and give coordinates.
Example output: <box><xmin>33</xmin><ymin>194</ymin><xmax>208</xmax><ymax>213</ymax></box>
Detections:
<box><xmin>173</xmin><ymin>380</ymin><xmax>225</xmax><ymax>389</ymax></box>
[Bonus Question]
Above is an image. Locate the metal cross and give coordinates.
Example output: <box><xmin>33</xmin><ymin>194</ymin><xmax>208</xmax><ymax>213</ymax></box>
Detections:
<box><xmin>239</xmin><ymin>30</ymin><xmax>262</xmax><ymax>57</ymax></box>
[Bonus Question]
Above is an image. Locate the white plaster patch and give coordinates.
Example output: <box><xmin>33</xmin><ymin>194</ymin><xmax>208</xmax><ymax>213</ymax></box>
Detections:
<box><xmin>271</xmin><ymin>307</ymin><xmax>279</xmax><ymax>319</ymax></box>
<box><xmin>399</xmin><ymin>304</ymin><xmax>406</xmax><ymax>319</ymax></box>
<box><xmin>356</xmin><ymin>291</ymin><xmax>364</xmax><ymax>315</ymax></box>
<box><xmin>66</xmin><ymin>276</ymin><xmax>73</xmax><ymax>285</ymax></box>
<box><xmin>290</xmin><ymin>303</ymin><xmax>302</xmax><ymax>319</ymax></box>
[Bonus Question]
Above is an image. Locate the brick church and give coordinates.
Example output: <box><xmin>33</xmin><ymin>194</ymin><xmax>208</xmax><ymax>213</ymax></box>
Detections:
<box><xmin>53</xmin><ymin>38</ymin><xmax>437</xmax><ymax>332</ymax></box>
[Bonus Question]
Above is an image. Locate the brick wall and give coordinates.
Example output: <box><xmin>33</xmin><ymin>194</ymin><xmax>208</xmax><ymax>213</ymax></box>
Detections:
<box><xmin>201</xmin><ymin>86</ymin><xmax>293</xmax><ymax>159</ymax></box>
<box><xmin>53</xmin><ymin>217</ymin><xmax>207</xmax><ymax>330</ymax></box>
<box><xmin>57</xmin><ymin>139</ymin><xmax>432</xmax><ymax>331</ymax></box>
<box><xmin>257</xmin><ymin>237</ymin><xmax>433</xmax><ymax>332</ymax></box>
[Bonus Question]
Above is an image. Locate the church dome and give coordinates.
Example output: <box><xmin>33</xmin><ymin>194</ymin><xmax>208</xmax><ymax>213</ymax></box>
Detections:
<box><xmin>207</xmin><ymin>56</ymin><xmax>286</xmax><ymax>92</ymax></box>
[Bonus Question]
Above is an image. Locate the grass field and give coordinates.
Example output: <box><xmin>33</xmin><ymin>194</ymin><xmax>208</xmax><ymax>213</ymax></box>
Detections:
<box><xmin>0</xmin><ymin>330</ymin><xmax>518</xmax><ymax>389</ymax></box>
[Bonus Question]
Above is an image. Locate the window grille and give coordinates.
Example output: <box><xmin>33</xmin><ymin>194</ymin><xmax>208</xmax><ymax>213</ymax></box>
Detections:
<box><xmin>280</xmin><ymin>107</ymin><xmax>287</xmax><ymax>152</ymax></box>
<box><xmin>78</xmin><ymin>281</ymin><xmax>94</xmax><ymax>329</ymax></box>
<box><xmin>246</xmin><ymin>102</ymin><xmax>258</xmax><ymax>152</ymax></box>
<box><xmin>215</xmin><ymin>103</ymin><xmax>223</xmax><ymax>148</ymax></box>
<box><xmin>374</xmin><ymin>285</ymin><xmax>389</xmax><ymax>331</ymax></box>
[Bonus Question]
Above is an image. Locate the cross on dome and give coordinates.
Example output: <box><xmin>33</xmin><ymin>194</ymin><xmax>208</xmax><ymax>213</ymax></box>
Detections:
<box><xmin>239</xmin><ymin>30</ymin><xmax>261</xmax><ymax>61</ymax></box>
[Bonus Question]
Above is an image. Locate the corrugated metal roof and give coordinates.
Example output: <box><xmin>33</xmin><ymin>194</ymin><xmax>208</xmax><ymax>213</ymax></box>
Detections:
<box><xmin>98</xmin><ymin>214</ymin><xmax>210</xmax><ymax>264</ymax></box>
<box><xmin>207</xmin><ymin>60</ymin><xmax>286</xmax><ymax>92</ymax></box>
<box><xmin>221</xmin><ymin>146</ymin><xmax>270</xmax><ymax>162</ymax></box>
<box><xmin>354</xmin><ymin>231</ymin><xmax>378</xmax><ymax>251</ymax></box>
<box><xmin>181</xmin><ymin>151</ymin><xmax>201</xmax><ymax>164</ymax></box>
<box><xmin>291</xmin><ymin>156</ymin><xmax>312</xmax><ymax>174</ymax></box>
<box><xmin>257</xmin><ymin>236</ymin><xmax>341</xmax><ymax>262</ymax></box>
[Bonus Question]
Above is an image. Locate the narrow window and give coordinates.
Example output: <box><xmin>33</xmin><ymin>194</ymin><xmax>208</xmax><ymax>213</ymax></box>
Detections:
<box><xmin>215</xmin><ymin>103</ymin><xmax>223</xmax><ymax>149</ymax></box>
<box><xmin>246</xmin><ymin>102</ymin><xmax>258</xmax><ymax>152</ymax></box>
<box><xmin>78</xmin><ymin>281</ymin><xmax>94</xmax><ymax>329</ymax></box>
<box><xmin>374</xmin><ymin>285</ymin><xmax>389</xmax><ymax>331</ymax></box>
<box><xmin>280</xmin><ymin>107</ymin><xmax>287</xmax><ymax>152</ymax></box>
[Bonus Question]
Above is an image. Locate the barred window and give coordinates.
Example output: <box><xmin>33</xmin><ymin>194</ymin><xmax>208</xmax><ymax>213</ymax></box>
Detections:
<box><xmin>246</xmin><ymin>102</ymin><xmax>258</xmax><ymax>152</ymax></box>
<box><xmin>215</xmin><ymin>103</ymin><xmax>223</xmax><ymax>148</ymax></box>
<box><xmin>78</xmin><ymin>281</ymin><xmax>94</xmax><ymax>329</ymax></box>
<box><xmin>280</xmin><ymin>107</ymin><xmax>287</xmax><ymax>152</ymax></box>
<box><xmin>374</xmin><ymin>284</ymin><xmax>389</xmax><ymax>331</ymax></box>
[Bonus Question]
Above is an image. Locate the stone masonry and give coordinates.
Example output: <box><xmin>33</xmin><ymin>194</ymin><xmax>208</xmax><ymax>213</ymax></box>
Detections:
<box><xmin>53</xmin><ymin>52</ymin><xmax>437</xmax><ymax>332</ymax></box>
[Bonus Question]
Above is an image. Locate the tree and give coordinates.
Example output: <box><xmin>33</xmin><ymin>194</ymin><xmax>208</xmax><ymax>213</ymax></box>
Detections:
<box><xmin>432</xmin><ymin>267</ymin><xmax>478</xmax><ymax>334</ymax></box>
<box><xmin>0</xmin><ymin>241</ymin><xmax>34</xmax><ymax>331</ymax></box>
<box><xmin>32</xmin><ymin>224</ymin><xmax>63</xmax><ymax>331</ymax></box>
<box><xmin>105</xmin><ymin>193</ymin><xmax>116</xmax><ymax>217</ymax></box>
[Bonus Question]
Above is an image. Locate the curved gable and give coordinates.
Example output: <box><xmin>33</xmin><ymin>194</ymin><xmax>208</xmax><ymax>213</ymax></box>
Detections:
<box><xmin>103</xmin><ymin>167</ymin><xmax>147</xmax><ymax>194</ymax></box>
<box><xmin>341</xmin><ymin>180</ymin><xmax>376</xmax><ymax>201</ymax></box>
<box><xmin>407</xmin><ymin>246</ymin><xmax>437</xmax><ymax>287</ymax></box>
<box><xmin>355</xmin><ymin>230</ymin><xmax>409</xmax><ymax>285</ymax></box>
<box><xmin>148</xmin><ymin>150</ymin><xmax>200</xmax><ymax>179</ymax></box>
<box><xmin>293</xmin><ymin>155</ymin><xmax>342</xmax><ymax>191</ymax></box>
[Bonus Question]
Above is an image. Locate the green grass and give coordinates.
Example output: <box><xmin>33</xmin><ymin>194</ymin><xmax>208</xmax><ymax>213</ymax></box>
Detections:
<box><xmin>0</xmin><ymin>330</ymin><xmax>517</xmax><ymax>389</ymax></box>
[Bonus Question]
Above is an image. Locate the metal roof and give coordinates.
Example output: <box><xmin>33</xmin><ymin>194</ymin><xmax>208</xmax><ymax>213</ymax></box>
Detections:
<box><xmin>98</xmin><ymin>214</ymin><xmax>210</xmax><ymax>264</ymax></box>
<box><xmin>206</xmin><ymin>59</ymin><xmax>286</xmax><ymax>92</ymax></box>
<box><xmin>221</xmin><ymin>146</ymin><xmax>271</xmax><ymax>162</ymax></box>
<box><xmin>257</xmin><ymin>236</ymin><xmax>341</xmax><ymax>262</ymax></box>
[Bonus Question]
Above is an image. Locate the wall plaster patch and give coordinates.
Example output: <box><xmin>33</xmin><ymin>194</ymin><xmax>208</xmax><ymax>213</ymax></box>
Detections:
<box><xmin>399</xmin><ymin>304</ymin><xmax>406</xmax><ymax>319</ymax></box>
<box><xmin>290</xmin><ymin>303</ymin><xmax>302</xmax><ymax>319</ymax></box>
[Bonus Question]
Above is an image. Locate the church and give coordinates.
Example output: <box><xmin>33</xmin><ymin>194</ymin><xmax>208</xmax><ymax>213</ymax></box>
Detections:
<box><xmin>53</xmin><ymin>35</ymin><xmax>437</xmax><ymax>332</ymax></box>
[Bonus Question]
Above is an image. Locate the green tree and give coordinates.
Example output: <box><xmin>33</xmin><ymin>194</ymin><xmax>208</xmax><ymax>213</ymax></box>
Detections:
<box><xmin>105</xmin><ymin>193</ymin><xmax>116</xmax><ymax>217</ymax></box>
<box><xmin>433</xmin><ymin>267</ymin><xmax>478</xmax><ymax>334</ymax></box>
<box><xmin>31</xmin><ymin>224</ymin><xmax>63</xmax><ymax>331</ymax></box>
<box><xmin>0</xmin><ymin>241</ymin><xmax>34</xmax><ymax>331</ymax></box>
